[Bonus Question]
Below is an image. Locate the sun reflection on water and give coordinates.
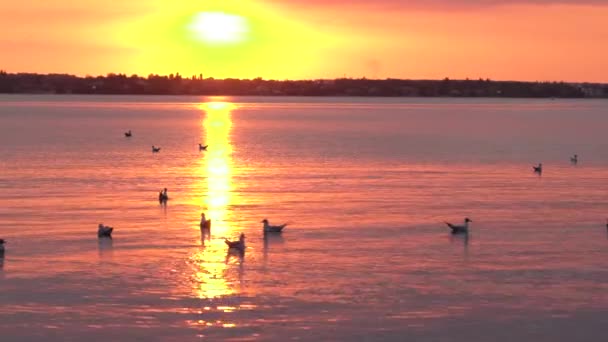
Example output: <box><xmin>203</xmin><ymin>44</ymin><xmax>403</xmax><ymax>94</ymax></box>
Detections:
<box><xmin>201</xmin><ymin>101</ymin><xmax>235</xmax><ymax>236</ymax></box>
<box><xmin>189</xmin><ymin>99</ymin><xmax>239</xmax><ymax>301</ymax></box>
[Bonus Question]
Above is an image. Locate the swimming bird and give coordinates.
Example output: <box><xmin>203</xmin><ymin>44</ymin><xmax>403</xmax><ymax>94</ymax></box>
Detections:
<box><xmin>445</xmin><ymin>218</ymin><xmax>472</xmax><ymax>234</ymax></box>
<box><xmin>533</xmin><ymin>163</ymin><xmax>542</xmax><ymax>174</ymax></box>
<box><xmin>570</xmin><ymin>154</ymin><xmax>578</xmax><ymax>164</ymax></box>
<box><xmin>152</xmin><ymin>145</ymin><xmax>161</xmax><ymax>153</ymax></box>
<box><xmin>199</xmin><ymin>144</ymin><xmax>208</xmax><ymax>151</ymax></box>
<box><xmin>262</xmin><ymin>219</ymin><xmax>288</xmax><ymax>233</ymax></box>
<box><xmin>124</xmin><ymin>130</ymin><xmax>132</xmax><ymax>137</ymax></box>
<box><xmin>0</xmin><ymin>239</ymin><xmax>5</xmax><ymax>256</ymax></box>
<box><xmin>225</xmin><ymin>233</ymin><xmax>246</xmax><ymax>251</ymax></box>
<box><xmin>97</xmin><ymin>224</ymin><xmax>113</xmax><ymax>238</ymax></box>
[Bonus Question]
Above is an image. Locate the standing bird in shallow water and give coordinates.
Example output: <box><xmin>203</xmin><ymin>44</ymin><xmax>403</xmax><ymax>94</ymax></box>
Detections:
<box><xmin>200</xmin><ymin>212</ymin><xmax>211</xmax><ymax>231</ymax></box>
<box><xmin>0</xmin><ymin>239</ymin><xmax>6</xmax><ymax>257</ymax></box>
<box><xmin>152</xmin><ymin>145</ymin><xmax>161</xmax><ymax>153</ymax></box>
<box><xmin>158</xmin><ymin>188</ymin><xmax>168</xmax><ymax>202</ymax></box>
<box><xmin>570</xmin><ymin>154</ymin><xmax>578</xmax><ymax>165</ymax></box>
<box><xmin>98</xmin><ymin>224</ymin><xmax>113</xmax><ymax>238</ymax></box>
<box><xmin>124</xmin><ymin>130</ymin><xmax>132</xmax><ymax>137</ymax></box>
<box><xmin>533</xmin><ymin>163</ymin><xmax>542</xmax><ymax>174</ymax></box>
<box><xmin>225</xmin><ymin>233</ymin><xmax>246</xmax><ymax>251</ymax></box>
<box><xmin>445</xmin><ymin>218</ymin><xmax>472</xmax><ymax>234</ymax></box>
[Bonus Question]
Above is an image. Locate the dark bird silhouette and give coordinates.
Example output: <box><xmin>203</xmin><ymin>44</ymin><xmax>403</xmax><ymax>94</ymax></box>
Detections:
<box><xmin>97</xmin><ymin>224</ymin><xmax>113</xmax><ymax>238</ymax></box>
<box><xmin>124</xmin><ymin>130</ymin><xmax>132</xmax><ymax>137</ymax></box>
<box><xmin>261</xmin><ymin>219</ymin><xmax>288</xmax><ymax>233</ymax></box>
<box><xmin>199</xmin><ymin>144</ymin><xmax>208</xmax><ymax>151</ymax></box>
<box><xmin>225</xmin><ymin>233</ymin><xmax>246</xmax><ymax>251</ymax></box>
<box><xmin>445</xmin><ymin>218</ymin><xmax>472</xmax><ymax>234</ymax></box>
<box><xmin>533</xmin><ymin>163</ymin><xmax>542</xmax><ymax>174</ymax></box>
<box><xmin>152</xmin><ymin>145</ymin><xmax>161</xmax><ymax>153</ymax></box>
<box><xmin>158</xmin><ymin>188</ymin><xmax>168</xmax><ymax>202</ymax></box>
<box><xmin>200</xmin><ymin>213</ymin><xmax>211</xmax><ymax>232</ymax></box>
<box><xmin>570</xmin><ymin>154</ymin><xmax>578</xmax><ymax>164</ymax></box>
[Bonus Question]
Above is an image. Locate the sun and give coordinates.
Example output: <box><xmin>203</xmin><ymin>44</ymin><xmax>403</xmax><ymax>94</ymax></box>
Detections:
<box><xmin>189</xmin><ymin>12</ymin><xmax>249</xmax><ymax>44</ymax></box>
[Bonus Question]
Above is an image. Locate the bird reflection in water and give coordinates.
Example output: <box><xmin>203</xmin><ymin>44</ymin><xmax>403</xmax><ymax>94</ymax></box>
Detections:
<box><xmin>225</xmin><ymin>248</ymin><xmax>244</xmax><ymax>264</ymax></box>
<box><xmin>200</xmin><ymin>229</ymin><xmax>211</xmax><ymax>247</ymax></box>
<box><xmin>159</xmin><ymin>195</ymin><xmax>168</xmax><ymax>222</ymax></box>
<box><xmin>449</xmin><ymin>232</ymin><xmax>470</xmax><ymax>258</ymax></box>
<box><xmin>0</xmin><ymin>239</ymin><xmax>4</xmax><ymax>271</ymax></box>
<box><xmin>98</xmin><ymin>237</ymin><xmax>114</xmax><ymax>258</ymax></box>
<box><xmin>263</xmin><ymin>233</ymin><xmax>285</xmax><ymax>265</ymax></box>
<box><xmin>225</xmin><ymin>248</ymin><xmax>245</xmax><ymax>290</ymax></box>
<box><xmin>199</xmin><ymin>227</ymin><xmax>211</xmax><ymax>248</ymax></box>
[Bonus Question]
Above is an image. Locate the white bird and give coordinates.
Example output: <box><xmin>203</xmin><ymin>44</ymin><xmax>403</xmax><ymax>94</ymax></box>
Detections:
<box><xmin>445</xmin><ymin>218</ymin><xmax>472</xmax><ymax>234</ymax></box>
<box><xmin>98</xmin><ymin>224</ymin><xmax>113</xmax><ymax>238</ymax></box>
<box><xmin>570</xmin><ymin>154</ymin><xmax>578</xmax><ymax>164</ymax></box>
<box><xmin>262</xmin><ymin>219</ymin><xmax>288</xmax><ymax>233</ymax></box>
<box><xmin>225</xmin><ymin>233</ymin><xmax>246</xmax><ymax>251</ymax></box>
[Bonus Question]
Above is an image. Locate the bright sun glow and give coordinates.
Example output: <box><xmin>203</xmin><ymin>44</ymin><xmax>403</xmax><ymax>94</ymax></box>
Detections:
<box><xmin>190</xmin><ymin>12</ymin><xmax>248</xmax><ymax>44</ymax></box>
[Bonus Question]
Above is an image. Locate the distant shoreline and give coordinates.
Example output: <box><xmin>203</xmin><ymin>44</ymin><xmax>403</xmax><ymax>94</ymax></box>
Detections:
<box><xmin>1</xmin><ymin>71</ymin><xmax>606</xmax><ymax>98</ymax></box>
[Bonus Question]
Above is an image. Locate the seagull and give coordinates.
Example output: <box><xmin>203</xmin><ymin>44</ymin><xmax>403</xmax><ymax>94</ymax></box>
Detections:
<box><xmin>262</xmin><ymin>219</ymin><xmax>288</xmax><ymax>233</ymax></box>
<box><xmin>158</xmin><ymin>188</ymin><xmax>168</xmax><ymax>202</ymax></box>
<box><xmin>124</xmin><ymin>130</ymin><xmax>132</xmax><ymax>137</ymax></box>
<box><xmin>570</xmin><ymin>154</ymin><xmax>578</xmax><ymax>164</ymax></box>
<box><xmin>225</xmin><ymin>233</ymin><xmax>245</xmax><ymax>251</ymax></box>
<box><xmin>199</xmin><ymin>144</ymin><xmax>208</xmax><ymax>151</ymax></box>
<box><xmin>97</xmin><ymin>224</ymin><xmax>113</xmax><ymax>238</ymax></box>
<box><xmin>152</xmin><ymin>145</ymin><xmax>161</xmax><ymax>153</ymax></box>
<box><xmin>0</xmin><ymin>239</ymin><xmax>6</xmax><ymax>256</ymax></box>
<box><xmin>445</xmin><ymin>218</ymin><xmax>472</xmax><ymax>234</ymax></box>
<box><xmin>200</xmin><ymin>213</ymin><xmax>211</xmax><ymax>231</ymax></box>
<box><xmin>533</xmin><ymin>163</ymin><xmax>542</xmax><ymax>174</ymax></box>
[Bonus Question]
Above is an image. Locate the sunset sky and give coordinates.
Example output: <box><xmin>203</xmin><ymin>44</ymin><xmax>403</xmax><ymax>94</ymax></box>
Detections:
<box><xmin>0</xmin><ymin>0</ymin><xmax>607</xmax><ymax>82</ymax></box>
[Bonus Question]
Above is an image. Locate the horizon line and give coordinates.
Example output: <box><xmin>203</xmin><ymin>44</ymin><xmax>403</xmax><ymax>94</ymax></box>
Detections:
<box><xmin>1</xmin><ymin>70</ymin><xmax>606</xmax><ymax>85</ymax></box>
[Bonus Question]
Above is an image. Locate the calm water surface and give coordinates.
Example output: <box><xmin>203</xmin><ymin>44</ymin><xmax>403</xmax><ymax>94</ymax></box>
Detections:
<box><xmin>0</xmin><ymin>95</ymin><xmax>607</xmax><ymax>341</ymax></box>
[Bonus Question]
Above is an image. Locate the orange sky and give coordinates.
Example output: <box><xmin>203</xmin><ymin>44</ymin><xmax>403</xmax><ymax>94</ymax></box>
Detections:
<box><xmin>0</xmin><ymin>0</ymin><xmax>607</xmax><ymax>82</ymax></box>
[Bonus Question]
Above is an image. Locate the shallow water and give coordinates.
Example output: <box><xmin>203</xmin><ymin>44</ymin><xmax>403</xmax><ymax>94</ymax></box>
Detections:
<box><xmin>0</xmin><ymin>95</ymin><xmax>607</xmax><ymax>341</ymax></box>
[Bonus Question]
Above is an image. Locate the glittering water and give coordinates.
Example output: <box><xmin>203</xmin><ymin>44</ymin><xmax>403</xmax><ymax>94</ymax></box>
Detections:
<box><xmin>0</xmin><ymin>95</ymin><xmax>607</xmax><ymax>341</ymax></box>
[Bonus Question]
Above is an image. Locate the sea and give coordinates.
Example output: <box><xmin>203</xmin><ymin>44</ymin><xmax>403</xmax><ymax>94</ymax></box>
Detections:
<box><xmin>0</xmin><ymin>95</ymin><xmax>607</xmax><ymax>341</ymax></box>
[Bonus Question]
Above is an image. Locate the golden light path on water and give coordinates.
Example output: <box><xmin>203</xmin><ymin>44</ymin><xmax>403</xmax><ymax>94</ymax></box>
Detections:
<box><xmin>188</xmin><ymin>100</ymin><xmax>240</xmax><ymax>303</ymax></box>
<box><xmin>202</xmin><ymin>100</ymin><xmax>235</xmax><ymax>235</ymax></box>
